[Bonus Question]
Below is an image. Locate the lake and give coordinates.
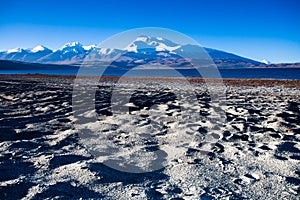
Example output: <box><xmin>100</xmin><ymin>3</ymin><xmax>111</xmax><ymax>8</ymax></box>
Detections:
<box><xmin>0</xmin><ymin>67</ymin><xmax>299</xmax><ymax>80</ymax></box>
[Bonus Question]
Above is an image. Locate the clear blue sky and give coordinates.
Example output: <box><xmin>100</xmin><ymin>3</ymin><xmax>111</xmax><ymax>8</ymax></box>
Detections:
<box><xmin>0</xmin><ymin>0</ymin><xmax>299</xmax><ymax>63</ymax></box>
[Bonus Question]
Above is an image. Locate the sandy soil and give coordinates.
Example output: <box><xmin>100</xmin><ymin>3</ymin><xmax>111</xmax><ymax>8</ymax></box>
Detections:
<box><xmin>0</xmin><ymin>75</ymin><xmax>299</xmax><ymax>199</ymax></box>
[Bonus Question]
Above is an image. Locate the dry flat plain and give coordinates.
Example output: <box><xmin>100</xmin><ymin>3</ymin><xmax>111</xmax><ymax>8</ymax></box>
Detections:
<box><xmin>0</xmin><ymin>75</ymin><xmax>299</xmax><ymax>199</ymax></box>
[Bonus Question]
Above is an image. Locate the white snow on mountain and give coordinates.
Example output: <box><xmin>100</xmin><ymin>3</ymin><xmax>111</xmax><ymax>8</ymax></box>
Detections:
<box><xmin>97</xmin><ymin>48</ymin><xmax>115</xmax><ymax>55</ymax></box>
<box><xmin>135</xmin><ymin>36</ymin><xmax>150</xmax><ymax>42</ymax></box>
<box><xmin>156</xmin><ymin>43</ymin><xmax>181</xmax><ymax>52</ymax></box>
<box><xmin>125</xmin><ymin>44</ymin><xmax>139</xmax><ymax>53</ymax></box>
<box><xmin>0</xmin><ymin>37</ymin><xmax>261</xmax><ymax>65</ymax></box>
<box><xmin>82</xmin><ymin>44</ymin><xmax>97</xmax><ymax>51</ymax></box>
<box><xmin>60</xmin><ymin>41</ymin><xmax>82</xmax><ymax>49</ymax></box>
<box><xmin>124</xmin><ymin>36</ymin><xmax>181</xmax><ymax>53</ymax></box>
<box><xmin>55</xmin><ymin>42</ymin><xmax>86</xmax><ymax>55</ymax></box>
<box><xmin>261</xmin><ymin>59</ymin><xmax>271</xmax><ymax>64</ymax></box>
<box><xmin>31</xmin><ymin>45</ymin><xmax>49</xmax><ymax>53</ymax></box>
<box><xmin>7</xmin><ymin>48</ymin><xmax>23</xmax><ymax>53</ymax></box>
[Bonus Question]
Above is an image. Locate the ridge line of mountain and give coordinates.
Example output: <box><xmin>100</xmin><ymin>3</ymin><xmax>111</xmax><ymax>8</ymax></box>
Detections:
<box><xmin>0</xmin><ymin>36</ymin><xmax>298</xmax><ymax>68</ymax></box>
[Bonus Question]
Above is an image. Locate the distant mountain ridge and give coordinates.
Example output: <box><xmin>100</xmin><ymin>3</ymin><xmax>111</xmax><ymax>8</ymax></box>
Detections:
<box><xmin>0</xmin><ymin>36</ymin><xmax>290</xmax><ymax>68</ymax></box>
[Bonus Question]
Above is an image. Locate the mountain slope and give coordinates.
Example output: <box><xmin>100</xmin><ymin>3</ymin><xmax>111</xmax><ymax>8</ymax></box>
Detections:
<box><xmin>0</xmin><ymin>37</ymin><xmax>262</xmax><ymax>68</ymax></box>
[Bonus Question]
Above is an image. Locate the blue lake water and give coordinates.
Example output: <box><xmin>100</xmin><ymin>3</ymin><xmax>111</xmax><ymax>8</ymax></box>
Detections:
<box><xmin>0</xmin><ymin>68</ymin><xmax>299</xmax><ymax>80</ymax></box>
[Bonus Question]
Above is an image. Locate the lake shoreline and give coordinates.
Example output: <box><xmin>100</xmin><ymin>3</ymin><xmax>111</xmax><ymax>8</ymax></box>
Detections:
<box><xmin>1</xmin><ymin>73</ymin><xmax>300</xmax><ymax>87</ymax></box>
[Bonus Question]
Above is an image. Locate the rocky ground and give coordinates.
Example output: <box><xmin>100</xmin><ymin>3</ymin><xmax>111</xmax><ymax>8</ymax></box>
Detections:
<box><xmin>0</xmin><ymin>75</ymin><xmax>299</xmax><ymax>199</ymax></box>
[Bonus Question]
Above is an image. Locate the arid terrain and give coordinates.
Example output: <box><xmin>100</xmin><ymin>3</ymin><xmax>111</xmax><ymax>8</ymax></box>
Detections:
<box><xmin>0</xmin><ymin>75</ymin><xmax>299</xmax><ymax>199</ymax></box>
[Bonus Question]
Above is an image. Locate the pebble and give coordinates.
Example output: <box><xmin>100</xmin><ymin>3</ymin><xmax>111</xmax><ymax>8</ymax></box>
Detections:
<box><xmin>189</xmin><ymin>185</ymin><xmax>197</xmax><ymax>192</ymax></box>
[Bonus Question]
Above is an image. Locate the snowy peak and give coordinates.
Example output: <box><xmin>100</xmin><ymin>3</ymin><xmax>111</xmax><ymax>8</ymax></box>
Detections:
<box><xmin>7</xmin><ymin>48</ymin><xmax>23</xmax><ymax>53</ymax></box>
<box><xmin>83</xmin><ymin>44</ymin><xmax>97</xmax><ymax>51</ymax></box>
<box><xmin>64</xmin><ymin>42</ymin><xmax>82</xmax><ymax>47</ymax></box>
<box><xmin>57</xmin><ymin>42</ymin><xmax>86</xmax><ymax>54</ymax></box>
<box><xmin>261</xmin><ymin>59</ymin><xmax>271</xmax><ymax>64</ymax></box>
<box><xmin>135</xmin><ymin>36</ymin><xmax>151</xmax><ymax>42</ymax></box>
<box><xmin>62</xmin><ymin>41</ymin><xmax>82</xmax><ymax>48</ymax></box>
<box><xmin>5</xmin><ymin>46</ymin><xmax>51</xmax><ymax>54</ymax></box>
<box><xmin>134</xmin><ymin>36</ymin><xmax>178</xmax><ymax>46</ymax></box>
<box><xmin>125</xmin><ymin>36</ymin><xmax>181</xmax><ymax>53</ymax></box>
<box><xmin>31</xmin><ymin>45</ymin><xmax>51</xmax><ymax>53</ymax></box>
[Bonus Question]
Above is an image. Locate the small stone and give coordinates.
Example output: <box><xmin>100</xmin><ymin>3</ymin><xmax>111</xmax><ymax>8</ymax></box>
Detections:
<box><xmin>189</xmin><ymin>185</ymin><xmax>196</xmax><ymax>192</ymax></box>
<box><xmin>251</xmin><ymin>173</ymin><xmax>260</xmax><ymax>180</ymax></box>
<box><xmin>288</xmin><ymin>188</ymin><xmax>297</xmax><ymax>195</ymax></box>
<box><xmin>70</xmin><ymin>182</ymin><xmax>77</xmax><ymax>187</ymax></box>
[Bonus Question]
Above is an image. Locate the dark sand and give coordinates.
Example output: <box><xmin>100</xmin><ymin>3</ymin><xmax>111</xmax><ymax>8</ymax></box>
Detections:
<box><xmin>1</xmin><ymin>74</ymin><xmax>300</xmax><ymax>87</ymax></box>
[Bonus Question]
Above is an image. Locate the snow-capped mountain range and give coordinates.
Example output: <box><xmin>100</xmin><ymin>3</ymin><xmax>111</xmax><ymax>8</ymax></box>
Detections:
<box><xmin>0</xmin><ymin>36</ymin><xmax>262</xmax><ymax>67</ymax></box>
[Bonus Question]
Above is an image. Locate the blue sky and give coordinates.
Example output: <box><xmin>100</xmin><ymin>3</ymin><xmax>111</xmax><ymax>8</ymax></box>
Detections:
<box><xmin>0</xmin><ymin>0</ymin><xmax>299</xmax><ymax>63</ymax></box>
